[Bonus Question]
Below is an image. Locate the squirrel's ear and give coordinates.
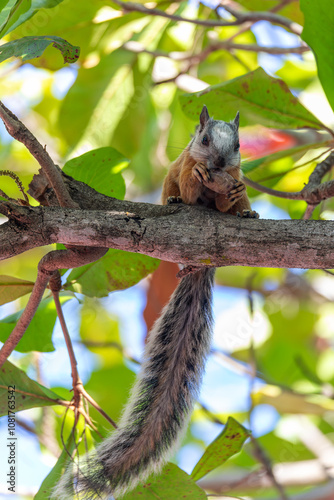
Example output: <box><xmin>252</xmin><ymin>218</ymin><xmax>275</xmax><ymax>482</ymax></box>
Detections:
<box><xmin>199</xmin><ymin>105</ymin><xmax>210</xmax><ymax>130</ymax></box>
<box><xmin>233</xmin><ymin>111</ymin><xmax>240</xmax><ymax>130</ymax></box>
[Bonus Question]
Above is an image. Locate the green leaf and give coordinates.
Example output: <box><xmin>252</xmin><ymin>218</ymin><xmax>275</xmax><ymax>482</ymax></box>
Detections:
<box><xmin>0</xmin><ymin>360</ymin><xmax>63</xmax><ymax>416</ymax></box>
<box><xmin>80</xmin><ymin>299</ymin><xmax>123</xmax><ymax>366</ymax></box>
<box><xmin>58</xmin><ymin>49</ymin><xmax>136</xmax><ymax>148</ymax></box>
<box><xmin>0</xmin><ymin>0</ymin><xmax>66</xmax><ymax>37</ymax></box>
<box><xmin>0</xmin><ymin>0</ymin><xmax>31</xmax><ymax>39</ymax></box>
<box><xmin>0</xmin><ymin>275</ymin><xmax>34</xmax><ymax>305</ymax></box>
<box><xmin>0</xmin><ymin>35</ymin><xmax>80</xmax><ymax>64</ymax></box>
<box><xmin>0</xmin><ymin>295</ymin><xmax>72</xmax><ymax>353</ymax></box>
<box><xmin>241</xmin><ymin>141</ymin><xmax>331</xmax><ymax>174</ymax></box>
<box><xmin>123</xmin><ymin>463</ymin><xmax>206</xmax><ymax>500</ymax></box>
<box><xmin>191</xmin><ymin>417</ymin><xmax>250</xmax><ymax>481</ymax></box>
<box><xmin>65</xmin><ymin>249</ymin><xmax>160</xmax><ymax>298</ymax></box>
<box><xmin>85</xmin><ymin>364</ymin><xmax>135</xmax><ymax>426</ymax></box>
<box><xmin>62</xmin><ymin>147</ymin><xmax>128</xmax><ymax>200</ymax></box>
<box><xmin>180</xmin><ymin>68</ymin><xmax>325</xmax><ymax>130</ymax></box>
<box><xmin>35</xmin><ymin>434</ymin><xmax>76</xmax><ymax>499</ymax></box>
<box><xmin>301</xmin><ymin>0</ymin><xmax>334</xmax><ymax>113</ymax></box>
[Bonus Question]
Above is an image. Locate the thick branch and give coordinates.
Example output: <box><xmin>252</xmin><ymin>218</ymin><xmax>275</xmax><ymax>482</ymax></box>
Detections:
<box><xmin>1</xmin><ymin>199</ymin><xmax>334</xmax><ymax>269</ymax></box>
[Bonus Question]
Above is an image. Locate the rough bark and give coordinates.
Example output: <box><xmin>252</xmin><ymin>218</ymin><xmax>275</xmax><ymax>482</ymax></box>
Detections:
<box><xmin>1</xmin><ymin>198</ymin><xmax>333</xmax><ymax>269</ymax></box>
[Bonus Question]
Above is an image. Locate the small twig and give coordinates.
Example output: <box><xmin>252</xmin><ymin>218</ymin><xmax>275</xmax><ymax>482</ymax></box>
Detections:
<box><xmin>244</xmin><ymin>150</ymin><xmax>334</xmax><ymax>205</ymax></box>
<box><xmin>0</xmin><ymin>170</ymin><xmax>29</xmax><ymax>205</ymax></box>
<box><xmin>112</xmin><ymin>0</ymin><xmax>303</xmax><ymax>35</ymax></box>
<box><xmin>218</xmin><ymin>0</ymin><xmax>302</xmax><ymax>34</ymax></box>
<box><xmin>51</xmin><ymin>276</ymin><xmax>82</xmax><ymax>423</ymax></box>
<box><xmin>51</xmin><ymin>271</ymin><xmax>117</xmax><ymax>429</ymax></box>
<box><xmin>80</xmin><ymin>386</ymin><xmax>118</xmax><ymax>429</ymax></box>
<box><xmin>250</xmin><ymin>435</ymin><xmax>289</xmax><ymax>500</ymax></box>
<box><xmin>0</xmin><ymin>247</ymin><xmax>107</xmax><ymax>369</ymax></box>
<box><xmin>124</xmin><ymin>41</ymin><xmax>309</xmax><ymax>59</ymax></box>
<box><xmin>0</xmin><ymin>266</ymin><xmax>52</xmax><ymax>368</ymax></box>
<box><xmin>244</xmin><ymin>176</ymin><xmax>302</xmax><ymax>199</ymax></box>
<box><xmin>271</xmin><ymin>0</ymin><xmax>296</xmax><ymax>13</ymax></box>
<box><xmin>303</xmin><ymin>204</ymin><xmax>316</xmax><ymax>220</ymax></box>
<box><xmin>0</xmin><ymin>101</ymin><xmax>78</xmax><ymax>209</ymax></box>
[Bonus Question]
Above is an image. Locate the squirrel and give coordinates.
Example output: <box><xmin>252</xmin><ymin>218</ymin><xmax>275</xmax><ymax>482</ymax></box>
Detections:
<box><xmin>55</xmin><ymin>105</ymin><xmax>257</xmax><ymax>499</ymax></box>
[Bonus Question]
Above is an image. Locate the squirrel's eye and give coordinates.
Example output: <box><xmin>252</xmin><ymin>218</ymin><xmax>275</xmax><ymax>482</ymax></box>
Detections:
<box><xmin>234</xmin><ymin>142</ymin><xmax>240</xmax><ymax>151</ymax></box>
<box><xmin>202</xmin><ymin>135</ymin><xmax>209</xmax><ymax>146</ymax></box>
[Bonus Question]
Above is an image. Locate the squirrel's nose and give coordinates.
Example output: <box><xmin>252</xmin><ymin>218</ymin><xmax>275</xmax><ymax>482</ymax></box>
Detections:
<box><xmin>215</xmin><ymin>156</ymin><xmax>226</xmax><ymax>168</ymax></box>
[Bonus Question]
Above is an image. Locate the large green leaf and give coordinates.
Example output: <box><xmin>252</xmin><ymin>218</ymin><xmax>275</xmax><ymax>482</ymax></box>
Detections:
<box><xmin>0</xmin><ymin>295</ymin><xmax>72</xmax><ymax>352</ymax></box>
<box><xmin>301</xmin><ymin>0</ymin><xmax>334</xmax><ymax>113</ymax></box>
<box><xmin>35</xmin><ymin>434</ymin><xmax>76</xmax><ymax>500</ymax></box>
<box><xmin>0</xmin><ymin>35</ymin><xmax>80</xmax><ymax>64</ymax></box>
<box><xmin>123</xmin><ymin>463</ymin><xmax>206</xmax><ymax>500</ymax></box>
<box><xmin>180</xmin><ymin>68</ymin><xmax>325</xmax><ymax>130</ymax></box>
<box><xmin>65</xmin><ymin>249</ymin><xmax>160</xmax><ymax>298</ymax></box>
<box><xmin>58</xmin><ymin>49</ymin><xmax>136</xmax><ymax>148</ymax></box>
<box><xmin>0</xmin><ymin>275</ymin><xmax>34</xmax><ymax>305</ymax></box>
<box><xmin>62</xmin><ymin>147</ymin><xmax>128</xmax><ymax>200</ymax></box>
<box><xmin>191</xmin><ymin>417</ymin><xmax>250</xmax><ymax>481</ymax></box>
<box><xmin>0</xmin><ymin>361</ymin><xmax>63</xmax><ymax>416</ymax></box>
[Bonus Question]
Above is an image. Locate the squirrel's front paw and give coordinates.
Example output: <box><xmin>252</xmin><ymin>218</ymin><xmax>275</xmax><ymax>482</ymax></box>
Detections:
<box><xmin>237</xmin><ymin>209</ymin><xmax>260</xmax><ymax>219</ymax></box>
<box><xmin>167</xmin><ymin>195</ymin><xmax>183</xmax><ymax>204</ymax></box>
<box><xmin>192</xmin><ymin>163</ymin><xmax>211</xmax><ymax>184</ymax></box>
<box><xmin>227</xmin><ymin>180</ymin><xmax>246</xmax><ymax>202</ymax></box>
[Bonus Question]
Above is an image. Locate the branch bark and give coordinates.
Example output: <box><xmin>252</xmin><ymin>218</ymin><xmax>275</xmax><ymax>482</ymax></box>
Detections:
<box><xmin>1</xmin><ymin>197</ymin><xmax>334</xmax><ymax>269</ymax></box>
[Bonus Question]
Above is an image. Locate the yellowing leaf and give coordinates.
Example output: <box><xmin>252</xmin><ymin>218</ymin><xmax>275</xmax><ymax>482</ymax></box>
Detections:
<box><xmin>0</xmin><ymin>275</ymin><xmax>34</xmax><ymax>305</ymax></box>
<box><xmin>253</xmin><ymin>384</ymin><xmax>334</xmax><ymax>415</ymax></box>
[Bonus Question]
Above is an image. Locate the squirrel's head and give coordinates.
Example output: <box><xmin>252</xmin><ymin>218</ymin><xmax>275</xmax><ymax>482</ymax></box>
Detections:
<box><xmin>189</xmin><ymin>105</ymin><xmax>240</xmax><ymax>172</ymax></box>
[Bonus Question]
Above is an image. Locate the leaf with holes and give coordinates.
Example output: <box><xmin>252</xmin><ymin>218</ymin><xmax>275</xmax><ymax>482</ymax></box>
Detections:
<box><xmin>180</xmin><ymin>68</ymin><xmax>325</xmax><ymax>130</ymax></box>
<box><xmin>191</xmin><ymin>417</ymin><xmax>250</xmax><ymax>481</ymax></box>
<box><xmin>0</xmin><ymin>361</ymin><xmax>64</xmax><ymax>416</ymax></box>
<box><xmin>0</xmin><ymin>35</ymin><xmax>80</xmax><ymax>64</ymax></box>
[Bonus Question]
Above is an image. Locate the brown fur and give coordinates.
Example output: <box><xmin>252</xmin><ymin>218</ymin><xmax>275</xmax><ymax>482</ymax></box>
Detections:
<box><xmin>162</xmin><ymin>146</ymin><xmax>251</xmax><ymax>215</ymax></box>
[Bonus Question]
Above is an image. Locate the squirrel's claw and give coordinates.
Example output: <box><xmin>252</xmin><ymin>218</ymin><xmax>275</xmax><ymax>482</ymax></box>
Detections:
<box><xmin>237</xmin><ymin>209</ymin><xmax>260</xmax><ymax>219</ymax></box>
<box><xmin>227</xmin><ymin>180</ymin><xmax>246</xmax><ymax>201</ymax></box>
<box><xmin>193</xmin><ymin>163</ymin><xmax>211</xmax><ymax>184</ymax></box>
<box><xmin>167</xmin><ymin>195</ymin><xmax>183</xmax><ymax>204</ymax></box>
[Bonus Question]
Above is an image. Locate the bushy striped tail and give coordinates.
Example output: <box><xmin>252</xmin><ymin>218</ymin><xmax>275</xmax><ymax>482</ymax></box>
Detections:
<box><xmin>55</xmin><ymin>267</ymin><xmax>215</xmax><ymax>499</ymax></box>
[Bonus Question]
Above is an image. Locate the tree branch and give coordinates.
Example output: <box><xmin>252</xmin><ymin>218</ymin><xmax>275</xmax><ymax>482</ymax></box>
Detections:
<box><xmin>123</xmin><ymin>40</ymin><xmax>309</xmax><ymax>63</ymax></box>
<box><xmin>1</xmin><ymin>198</ymin><xmax>334</xmax><ymax>269</ymax></box>
<box><xmin>244</xmin><ymin>151</ymin><xmax>334</xmax><ymax>203</ymax></box>
<box><xmin>0</xmin><ymin>246</ymin><xmax>107</xmax><ymax>368</ymax></box>
<box><xmin>112</xmin><ymin>0</ymin><xmax>302</xmax><ymax>35</ymax></box>
<box><xmin>0</xmin><ymin>101</ymin><xmax>78</xmax><ymax>209</ymax></box>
